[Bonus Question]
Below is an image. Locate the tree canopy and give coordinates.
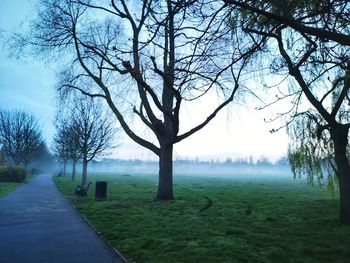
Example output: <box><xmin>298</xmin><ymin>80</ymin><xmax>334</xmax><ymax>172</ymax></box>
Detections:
<box><xmin>54</xmin><ymin>97</ymin><xmax>117</xmax><ymax>185</ymax></box>
<box><xmin>0</xmin><ymin>109</ymin><xmax>46</xmax><ymax>167</ymax></box>
<box><xmin>15</xmin><ymin>0</ymin><xmax>261</xmax><ymax>199</ymax></box>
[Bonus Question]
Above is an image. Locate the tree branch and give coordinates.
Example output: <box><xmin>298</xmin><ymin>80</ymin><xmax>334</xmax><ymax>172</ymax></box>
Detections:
<box><xmin>275</xmin><ymin>31</ymin><xmax>334</xmax><ymax>124</ymax></box>
<box><xmin>175</xmin><ymin>82</ymin><xmax>239</xmax><ymax>143</ymax></box>
<box><xmin>331</xmin><ymin>65</ymin><xmax>350</xmax><ymax>118</ymax></box>
<box><xmin>224</xmin><ymin>0</ymin><xmax>350</xmax><ymax>46</ymax></box>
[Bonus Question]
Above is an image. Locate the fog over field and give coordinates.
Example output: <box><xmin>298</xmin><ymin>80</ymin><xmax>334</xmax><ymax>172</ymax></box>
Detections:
<box><xmin>85</xmin><ymin>159</ymin><xmax>297</xmax><ymax>182</ymax></box>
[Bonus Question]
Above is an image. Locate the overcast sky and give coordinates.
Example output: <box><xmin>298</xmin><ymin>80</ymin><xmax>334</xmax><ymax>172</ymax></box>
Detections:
<box><xmin>0</xmin><ymin>0</ymin><xmax>289</xmax><ymax>162</ymax></box>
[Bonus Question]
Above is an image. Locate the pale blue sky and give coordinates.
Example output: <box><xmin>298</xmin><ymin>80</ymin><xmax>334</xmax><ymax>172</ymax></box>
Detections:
<box><xmin>0</xmin><ymin>0</ymin><xmax>56</xmax><ymax>142</ymax></box>
<box><xmin>0</xmin><ymin>0</ymin><xmax>289</xmax><ymax>161</ymax></box>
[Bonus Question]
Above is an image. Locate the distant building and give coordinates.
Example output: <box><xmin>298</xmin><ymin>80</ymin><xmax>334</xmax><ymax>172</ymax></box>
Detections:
<box><xmin>0</xmin><ymin>144</ymin><xmax>5</xmax><ymax>166</ymax></box>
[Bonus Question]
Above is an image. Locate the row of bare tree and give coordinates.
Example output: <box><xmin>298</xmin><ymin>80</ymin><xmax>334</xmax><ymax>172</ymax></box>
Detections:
<box><xmin>7</xmin><ymin>0</ymin><xmax>350</xmax><ymax>224</ymax></box>
<box><xmin>52</xmin><ymin>98</ymin><xmax>116</xmax><ymax>185</ymax></box>
<box><xmin>0</xmin><ymin>101</ymin><xmax>116</xmax><ymax>186</ymax></box>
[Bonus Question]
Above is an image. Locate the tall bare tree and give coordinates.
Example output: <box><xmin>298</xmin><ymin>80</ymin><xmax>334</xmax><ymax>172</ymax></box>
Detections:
<box><xmin>71</xmin><ymin>99</ymin><xmax>116</xmax><ymax>185</ymax></box>
<box><xmin>69</xmin><ymin>125</ymin><xmax>81</xmax><ymax>181</ymax></box>
<box><xmin>15</xmin><ymin>0</ymin><xmax>260</xmax><ymax>199</ymax></box>
<box><xmin>53</xmin><ymin>116</ymin><xmax>80</xmax><ymax>179</ymax></box>
<box><xmin>225</xmin><ymin>0</ymin><xmax>350</xmax><ymax>224</ymax></box>
<box><xmin>53</xmin><ymin>98</ymin><xmax>116</xmax><ymax>184</ymax></box>
<box><xmin>0</xmin><ymin>109</ymin><xmax>46</xmax><ymax>167</ymax></box>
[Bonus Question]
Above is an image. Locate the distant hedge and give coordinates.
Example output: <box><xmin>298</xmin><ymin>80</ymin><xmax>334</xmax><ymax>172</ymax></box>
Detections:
<box><xmin>0</xmin><ymin>166</ymin><xmax>27</xmax><ymax>183</ymax></box>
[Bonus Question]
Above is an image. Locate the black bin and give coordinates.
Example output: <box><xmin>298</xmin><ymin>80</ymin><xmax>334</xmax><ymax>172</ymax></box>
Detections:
<box><xmin>95</xmin><ymin>181</ymin><xmax>107</xmax><ymax>201</ymax></box>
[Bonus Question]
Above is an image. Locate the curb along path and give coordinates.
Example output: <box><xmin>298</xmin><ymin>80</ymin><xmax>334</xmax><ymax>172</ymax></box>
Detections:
<box><xmin>0</xmin><ymin>174</ymin><xmax>126</xmax><ymax>263</ymax></box>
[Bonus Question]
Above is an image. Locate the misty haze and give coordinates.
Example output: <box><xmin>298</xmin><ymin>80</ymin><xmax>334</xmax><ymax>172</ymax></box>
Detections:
<box><xmin>87</xmin><ymin>158</ymin><xmax>293</xmax><ymax>180</ymax></box>
<box><xmin>1</xmin><ymin>0</ymin><xmax>350</xmax><ymax>263</ymax></box>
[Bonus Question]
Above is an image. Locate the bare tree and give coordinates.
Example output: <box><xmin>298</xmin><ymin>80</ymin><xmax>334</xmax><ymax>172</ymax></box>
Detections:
<box><xmin>53</xmin><ymin>119</ymin><xmax>69</xmax><ymax>177</ymax></box>
<box><xmin>53</xmin><ymin>116</ymin><xmax>80</xmax><ymax>179</ymax></box>
<box><xmin>53</xmin><ymin>98</ymin><xmax>116</xmax><ymax>183</ymax></box>
<box><xmin>14</xmin><ymin>0</ymin><xmax>260</xmax><ymax>200</ymax></box>
<box><xmin>0</xmin><ymin>109</ymin><xmax>46</xmax><ymax>167</ymax></box>
<box><xmin>69</xmin><ymin>126</ymin><xmax>81</xmax><ymax>181</ymax></box>
<box><xmin>225</xmin><ymin>1</ymin><xmax>350</xmax><ymax>224</ymax></box>
<box><xmin>71</xmin><ymin>99</ymin><xmax>116</xmax><ymax>185</ymax></box>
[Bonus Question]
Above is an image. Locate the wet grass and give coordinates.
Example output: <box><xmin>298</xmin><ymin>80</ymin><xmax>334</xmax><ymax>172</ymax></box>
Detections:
<box><xmin>54</xmin><ymin>173</ymin><xmax>350</xmax><ymax>263</ymax></box>
<box><xmin>0</xmin><ymin>174</ymin><xmax>35</xmax><ymax>197</ymax></box>
<box><xmin>0</xmin><ymin>182</ymin><xmax>21</xmax><ymax>197</ymax></box>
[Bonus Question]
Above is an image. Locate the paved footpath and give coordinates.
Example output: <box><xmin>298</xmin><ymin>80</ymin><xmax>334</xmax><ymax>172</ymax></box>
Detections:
<box><xmin>0</xmin><ymin>174</ymin><xmax>126</xmax><ymax>263</ymax></box>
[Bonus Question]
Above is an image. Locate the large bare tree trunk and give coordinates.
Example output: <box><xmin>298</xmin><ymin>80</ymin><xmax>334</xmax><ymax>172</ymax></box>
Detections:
<box><xmin>82</xmin><ymin>157</ymin><xmax>88</xmax><ymax>186</ymax></box>
<box><xmin>331</xmin><ymin>125</ymin><xmax>350</xmax><ymax>225</ymax></box>
<box><xmin>157</xmin><ymin>143</ymin><xmax>174</xmax><ymax>200</ymax></box>
<box><xmin>338</xmin><ymin>172</ymin><xmax>350</xmax><ymax>225</ymax></box>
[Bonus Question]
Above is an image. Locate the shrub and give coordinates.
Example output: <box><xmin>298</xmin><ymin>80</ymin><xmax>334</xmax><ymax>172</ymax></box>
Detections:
<box><xmin>0</xmin><ymin>166</ymin><xmax>27</xmax><ymax>182</ymax></box>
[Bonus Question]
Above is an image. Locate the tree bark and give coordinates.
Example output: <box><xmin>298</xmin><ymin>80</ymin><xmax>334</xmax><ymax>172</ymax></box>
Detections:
<box><xmin>157</xmin><ymin>143</ymin><xmax>174</xmax><ymax>200</ymax></box>
<box><xmin>63</xmin><ymin>160</ymin><xmax>67</xmax><ymax>177</ymax></box>
<box><xmin>338</xmin><ymin>171</ymin><xmax>350</xmax><ymax>225</ymax></box>
<box><xmin>72</xmin><ymin>160</ymin><xmax>76</xmax><ymax>181</ymax></box>
<box><xmin>331</xmin><ymin>124</ymin><xmax>350</xmax><ymax>225</ymax></box>
<box><xmin>82</xmin><ymin>157</ymin><xmax>88</xmax><ymax>186</ymax></box>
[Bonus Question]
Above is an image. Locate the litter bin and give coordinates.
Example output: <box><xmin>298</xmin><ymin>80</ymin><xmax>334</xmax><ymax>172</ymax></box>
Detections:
<box><xmin>95</xmin><ymin>181</ymin><xmax>107</xmax><ymax>201</ymax></box>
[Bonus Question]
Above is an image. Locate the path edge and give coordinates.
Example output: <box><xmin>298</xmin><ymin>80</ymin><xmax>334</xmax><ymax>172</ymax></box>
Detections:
<box><xmin>52</xmin><ymin>176</ymin><xmax>129</xmax><ymax>263</ymax></box>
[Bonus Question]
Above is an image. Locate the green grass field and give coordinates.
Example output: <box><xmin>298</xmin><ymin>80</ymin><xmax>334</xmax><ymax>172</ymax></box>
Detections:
<box><xmin>54</xmin><ymin>173</ymin><xmax>350</xmax><ymax>263</ymax></box>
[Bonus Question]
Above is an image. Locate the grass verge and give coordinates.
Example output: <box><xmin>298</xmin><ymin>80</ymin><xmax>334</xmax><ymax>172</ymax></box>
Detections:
<box><xmin>54</xmin><ymin>173</ymin><xmax>350</xmax><ymax>263</ymax></box>
<box><xmin>0</xmin><ymin>174</ymin><xmax>35</xmax><ymax>197</ymax></box>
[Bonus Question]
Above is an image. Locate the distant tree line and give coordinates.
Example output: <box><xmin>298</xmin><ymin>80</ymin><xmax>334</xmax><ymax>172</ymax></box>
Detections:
<box><xmin>92</xmin><ymin>156</ymin><xmax>290</xmax><ymax>167</ymax></box>
<box><xmin>0</xmin><ymin>109</ymin><xmax>49</xmax><ymax>168</ymax></box>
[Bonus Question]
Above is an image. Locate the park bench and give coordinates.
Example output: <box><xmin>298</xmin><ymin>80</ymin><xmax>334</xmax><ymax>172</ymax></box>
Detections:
<box><xmin>74</xmin><ymin>182</ymin><xmax>92</xmax><ymax>197</ymax></box>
